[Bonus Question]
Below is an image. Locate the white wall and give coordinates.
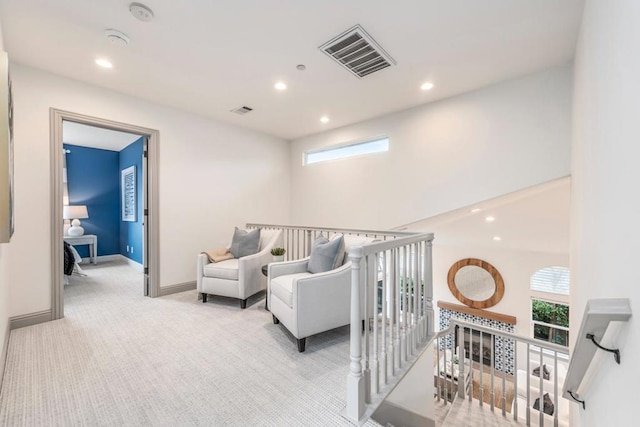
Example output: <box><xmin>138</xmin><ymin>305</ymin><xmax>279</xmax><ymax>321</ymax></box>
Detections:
<box><xmin>7</xmin><ymin>64</ymin><xmax>290</xmax><ymax>317</ymax></box>
<box><xmin>571</xmin><ymin>1</ymin><xmax>640</xmax><ymax>425</ymax></box>
<box><xmin>289</xmin><ymin>66</ymin><xmax>572</xmax><ymax>230</ymax></box>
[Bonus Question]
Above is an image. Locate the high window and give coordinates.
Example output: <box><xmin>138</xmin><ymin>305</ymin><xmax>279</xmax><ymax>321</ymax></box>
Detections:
<box><xmin>304</xmin><ymin>136</ymin><xmax>389</xmax><ymax>165</ymax></box>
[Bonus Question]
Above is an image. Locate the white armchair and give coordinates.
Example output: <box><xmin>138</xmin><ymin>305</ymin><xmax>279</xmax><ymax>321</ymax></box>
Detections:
<box><xmin>197</xmin><ymin>228</ymin><xmax>283</xmax><ymax>309</ymax></box>
<box><xmin>268</xmin><ymin>235</ymin><xmax>374</xmax><ymax>352</ymax></box>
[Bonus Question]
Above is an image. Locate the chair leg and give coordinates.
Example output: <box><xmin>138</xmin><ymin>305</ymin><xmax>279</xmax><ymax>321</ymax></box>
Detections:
<box><xmin>202</xmin><ymin>293</ymin><xmax>208</xmax><ymax>303</ymax></box>
<box><xmin>272</xmin><ymin>315</ymin><xmax>279</xmax><ymax>324</ymax></box>
<box><xmin>240</xmin><ymin>298</ymin><xmax>247</xmax><ymax>309</ymax></box>
<box><xmin>297</xmin><ymin>338</ymin><xmax>306</xmax><ymax>353</ymax></box>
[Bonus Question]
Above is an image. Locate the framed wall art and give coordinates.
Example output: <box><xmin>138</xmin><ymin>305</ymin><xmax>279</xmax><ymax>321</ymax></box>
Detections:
<box><xmin>121</xmin><ymin>165</ymin><xmax>136</xmax><ymax>222</ymax></box>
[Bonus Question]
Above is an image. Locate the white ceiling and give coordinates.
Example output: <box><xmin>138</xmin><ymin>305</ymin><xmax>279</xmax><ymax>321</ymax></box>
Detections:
<box><xmin>399</xmin><ymin>177</ymin><xmax>570</xmax><ymax>254</ymax></box>
<box><xmin>0</xmin><ymin>0</ymin><xmax>584</xmax><ymax>140</ymax></box>
<box><xmin>63</xmin><ymin>121</ymin><xmax>142</xmax><ymax>151</ymax></box>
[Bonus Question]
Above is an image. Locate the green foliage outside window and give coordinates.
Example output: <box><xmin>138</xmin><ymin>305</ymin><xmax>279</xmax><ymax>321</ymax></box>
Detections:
<box><xmin>532</xmin><ymin>300</ymin><xmax>569</xmax><ymax>346</ymax></box>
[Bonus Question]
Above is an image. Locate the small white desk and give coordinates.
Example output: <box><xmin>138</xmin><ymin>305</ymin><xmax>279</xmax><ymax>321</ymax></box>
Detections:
<box><xmin>64</xmin><ymin>234</ymin><xmax>98</xmax><ymax>264</ymax></box>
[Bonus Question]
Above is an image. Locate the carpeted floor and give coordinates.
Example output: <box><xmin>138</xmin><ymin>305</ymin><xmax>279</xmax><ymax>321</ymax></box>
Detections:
<box><xmin>0</xmin><ymin>260</ymin><xmax>379</xmax><ymax>426</ymax></box>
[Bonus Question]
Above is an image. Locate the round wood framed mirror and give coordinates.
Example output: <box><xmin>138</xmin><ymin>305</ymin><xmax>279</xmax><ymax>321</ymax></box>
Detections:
<box><xmin>447</xmin><ymin>258</ymin><xmax>504</xmax><ymax>309</ymax></box>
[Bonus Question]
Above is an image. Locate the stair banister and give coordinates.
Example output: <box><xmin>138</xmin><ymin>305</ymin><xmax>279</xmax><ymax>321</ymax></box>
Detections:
<box><xmin>562</xmin><ymin>298</ymin><xmax>632</xmax><ymax>409</ymax></box>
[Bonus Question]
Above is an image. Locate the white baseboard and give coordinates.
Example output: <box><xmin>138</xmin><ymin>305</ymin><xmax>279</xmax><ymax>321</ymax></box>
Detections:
<box><xmin>120</xmin><ymin>255</ymin><xmax>144</xmax><ymax>272</ymax></box>
<box><xmin>80</xmin><ymin>254</ymin><xmax>144</xmax><ymax>272</ymax></box>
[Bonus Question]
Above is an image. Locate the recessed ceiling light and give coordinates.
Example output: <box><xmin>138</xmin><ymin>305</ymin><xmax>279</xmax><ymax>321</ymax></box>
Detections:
<box><xmin>320</xmin><ymin>116</ymin><xmax>330</xmax><ymax>124</ymax></box>
<box><xmin>296</xmin><ymin>64</ymin><xmax>306</xmax><ymax>71</ymax></box>
<box><xmin>95</xmin><ymin>58</ymin><xmax>113</xmax><ymax>69</ymax></box>
<box><xmin>485</xmin><ymin>216</ymin><xmax>495</xmax><ymax>222</ymax></box>
<box><xmin>470</xmin><ymin>208</ymin><xmax>482</xmax><ymax>214</ymax></box>
<box><xmin>420</xmin><ymin>82</ymin><xmax>434</xmax><ymax>91</ymax></box>
<box><xmin>493</xmin><ymin>236</ymin><xmax>502</xmax><ymax>241</ymax></box>
<box><xmin>274</xmin><ymin>81</ymin><xmax>287</xmax><ymax>91</ymax></box>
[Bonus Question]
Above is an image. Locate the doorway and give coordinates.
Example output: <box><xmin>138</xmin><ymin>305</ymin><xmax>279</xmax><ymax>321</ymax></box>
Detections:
<box><xmin>50</xmin><ymin>109</ymin><xmax>160</xmax><ymax>320</ymax></box>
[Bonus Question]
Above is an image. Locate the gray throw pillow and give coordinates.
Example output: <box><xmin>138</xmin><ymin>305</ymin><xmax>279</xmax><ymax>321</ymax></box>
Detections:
<box><xmin>308</xmin><ymin>234</ymin><xmax>345</xmax><ymax>274</ymax></box>
<box><xmin>230</xmin><ymin>227</ymin><xmax>261</xmax><ymax>258</ymax></box>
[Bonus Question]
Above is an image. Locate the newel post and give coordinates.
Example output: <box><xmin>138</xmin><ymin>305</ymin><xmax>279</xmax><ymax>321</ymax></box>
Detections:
<box><xmin>346</xmin><ymin>246</ymin><xmax>365</xmax><ymax>422</ymax></box>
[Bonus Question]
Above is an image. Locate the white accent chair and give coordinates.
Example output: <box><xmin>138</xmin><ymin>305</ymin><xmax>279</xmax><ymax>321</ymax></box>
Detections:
<box><xmin>197</xmin><ymin>229</ymin><xmax>283</xmax><ymax>309</ymax></box>
<box><xmin>268</xmin><ymin>235</ymin><xmax>374</xmax><ymax>352</ymax></box>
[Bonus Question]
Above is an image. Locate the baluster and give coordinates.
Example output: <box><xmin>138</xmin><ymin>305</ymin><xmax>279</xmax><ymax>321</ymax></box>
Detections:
<box><xmin>479</xmin><ymin>330</ymin><xmax>483</xmax><ymax>408</ymax></box>
<box><xmin>393</xmin><ymin>247</ymin><xmax>400</xmax><ymax>372</ymax></box>
<box><xmin>468</xmin><ymin>328</ymin><xmax>473</xmax><ymax>402</ymax></box>
<box><xmin>371</xmin><ymin>254</ymin><xmax>379</xmax><ymax>395</ymax></box>
<box><xmin>305</xmin><ymin>230</ymin><xmax>312</xmax><ymax>256</ymax></box>
<box><xmin>458</xmin><ymin>325</ymin><xmax>466</xmax><ymax>399</ymax></box>
<box><xmin>424</xmin><ymin>239</ymin><xmax>434</xmax><ymax>337</ymax></box>
<box><xmin>490</xmin><ymin>333</ymin><xmax>495</xmax><ymax>412</ymax></box>
<box><xmin>415</xmin><ymin>243</ymin><xmax>420</xmax><ymax>349</ymax></box>
<box><xmin>380</xmin><ymin>252</ymin><xmax>388</xmax><ymax>387</ymax></box>
<box><xmin>436</xmin><ymin>335</ymin><xmax>441</xmax><ymax>402</ymax></box>
<box><xmin>539</xmin><ymin>347</ymin><xmax>544</xmax><ymax>427</ymax></box>
<box><xmin>526</xmin><ymin>343</ymin><xmax>530</xmax><ymax>426</ymax></box>
<box><xmin>405</xmin><ymin>245</ymin><xmax>410</xmax><ymax>358</ymax></box>
<box><xmin>554</xmin><ymin>351</ymin><xmax>558</xmax><ymax>427</ymax></box>
<box><xmin>443</xmin><ymin>337</ymin><xmax>448</xmax><ymax>404</ymax></box>
<box><xmin>363</xmin><ymin>255</ymin><xmax>371</xmax><ymax>403</ymax></box>
<box><xmin>345</xmin><ymin>247</ymin><xmax>364</xmax><ymax>422</ymax></box>
<box><xmin>514</xmin><ymin>341</ymin><xmax>519</xmax><ymax>421</ymax></box>
<box><xmin>401</xmin><ymin>246</ymin><xmax>408</xmax><ymax>363</ymax></box>
<box><xmin>502</xmin><ymin>337</ymin><xmax>506</xmax><ymax>416</ymax></box>
<box><xmin>386</xmin><ymin>250</ymin><xmax>393</xmax><ymax>379</ymax></box>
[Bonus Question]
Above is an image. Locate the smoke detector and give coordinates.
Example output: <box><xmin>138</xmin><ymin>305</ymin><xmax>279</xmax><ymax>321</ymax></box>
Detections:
<box><xmin>130</xmin><ymin>3</ymin><xmax>154</xmax><ymax>22</ymax></box>
<box><xmin>105</xmin><ymin>29</ymin><xmax>130</xmax><ymax>46</ymax></box>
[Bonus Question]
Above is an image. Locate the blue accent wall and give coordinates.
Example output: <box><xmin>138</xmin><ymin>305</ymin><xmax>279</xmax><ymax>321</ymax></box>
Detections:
<box><xmin>119</xmin><ymin>137</ymin><xmax>144</xmax><ymax>264</ymax></box>
<box><xmin>64</xmin><ymin>144</ymin><xmax>120</xmax><ymax>257</ymax></box>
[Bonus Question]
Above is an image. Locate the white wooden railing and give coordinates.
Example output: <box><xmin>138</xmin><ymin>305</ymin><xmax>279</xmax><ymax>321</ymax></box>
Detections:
<box><xmin>246</xmin><ymin>223</ymin><xmax>416</xmax><ymax>260</ymax></box>
<box><xmin>433</xmin><ymin>319</ymin><xmax>570</xmax><ymax>427</ymax></box>
<box><xmin>246</xmin><ymin>223</ymin><xmax>435</xmax><ymax>424</ymax></box>
<box><xmin>345</xmin><ymin>232</ymin><xmax>435</xmax><ymax>423</ymax></box>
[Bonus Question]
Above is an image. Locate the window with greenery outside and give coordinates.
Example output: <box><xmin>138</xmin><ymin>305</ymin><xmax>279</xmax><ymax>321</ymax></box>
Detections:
<box><xmin>532</xmin><ymin>300</ymin><xmax>569</xmax><ymax>347</ymax></box>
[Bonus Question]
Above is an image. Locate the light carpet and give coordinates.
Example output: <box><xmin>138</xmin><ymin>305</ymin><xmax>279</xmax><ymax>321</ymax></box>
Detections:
<box><xmin>0</xmin><ymin>260</ymin><xmax>379</xmax><ymax>426</ymax></box>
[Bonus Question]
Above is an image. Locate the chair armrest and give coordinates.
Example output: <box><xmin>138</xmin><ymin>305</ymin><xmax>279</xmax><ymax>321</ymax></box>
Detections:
<box><xmin>196</xmin><ymin>253</ymin><xmax>210</xmax><ymax>291</ymax></box>
<box><xmin>269</xmin><ymin>257</ymin><xmax>310</xmax><ymax>279</ymax></box>
<box><xmin>293</xmin><ymin>263</ymin><xmax>353</xmax><ymax>337</ymax></box>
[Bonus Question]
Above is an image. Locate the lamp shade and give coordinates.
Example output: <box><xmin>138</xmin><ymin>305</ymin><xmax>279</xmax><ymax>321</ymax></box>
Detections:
<box><xmin>63</xmin><ymin>205</ymin><xmax>89</xmax><ymax>220</ymax></box>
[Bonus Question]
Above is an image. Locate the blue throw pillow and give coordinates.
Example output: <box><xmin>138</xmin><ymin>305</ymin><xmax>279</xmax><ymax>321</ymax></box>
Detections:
<box><xmin>308</xmin><ymin>234</ymin><xmax>345</xmax><ymax>274</ymax></box>
<box><xmin>230</xmin><ymin>227</ymin><xmax>261</xmax><ymax>258</ymax></box>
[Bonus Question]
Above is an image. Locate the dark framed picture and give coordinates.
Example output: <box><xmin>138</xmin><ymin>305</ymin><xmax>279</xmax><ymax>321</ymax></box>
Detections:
<box><xmin>0</xmin><ymin>51</ymin><xmax>13</xmax><ymax>243</ymax></box>
<box><xmin>121</xmin><ymin>165</ymin><xmax>136</xmax><ymax>222</ymax></box>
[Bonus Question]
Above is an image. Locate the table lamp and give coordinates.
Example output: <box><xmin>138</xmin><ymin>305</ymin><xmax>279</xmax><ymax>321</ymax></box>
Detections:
<box><xmin>63</xmin><ymin>205</ymin><xmax>89</xmax><ymax>236</ymax></box>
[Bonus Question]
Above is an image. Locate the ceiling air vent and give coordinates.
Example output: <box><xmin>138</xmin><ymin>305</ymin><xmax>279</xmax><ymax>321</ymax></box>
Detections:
<box><xmin>319</xmin><ymin>24</ymin><xmax>396</xmax><ymax>78</ymax></box>
<box><xmin>231</xmin><ymin>106</ymin><xmax>253</xmax><ymax>115</ymax></box>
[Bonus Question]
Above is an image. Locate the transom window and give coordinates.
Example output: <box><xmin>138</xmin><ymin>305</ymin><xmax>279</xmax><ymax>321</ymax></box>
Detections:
<box><xmin>304</xmin><ymin>136</ymin><xmax>389</xmax><ymax>165</ymax></box>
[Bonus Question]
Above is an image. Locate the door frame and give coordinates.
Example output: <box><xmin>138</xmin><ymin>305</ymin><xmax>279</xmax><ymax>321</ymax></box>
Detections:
<box><xmin>50</xmin><ymin>109</ymin><xmax>160</xmax><ymax>320</ymax></box>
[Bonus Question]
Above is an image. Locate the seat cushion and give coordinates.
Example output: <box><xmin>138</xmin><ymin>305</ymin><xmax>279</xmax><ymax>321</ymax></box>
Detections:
<box><xmin>271</xmin><ymin>272</ymin><xmax>313</xmax><ymax>308</ymax></box>
<box><xmin>203</xmin><ymin>258</ymin><xmax>239</xmax><ymax>280</ymax></box>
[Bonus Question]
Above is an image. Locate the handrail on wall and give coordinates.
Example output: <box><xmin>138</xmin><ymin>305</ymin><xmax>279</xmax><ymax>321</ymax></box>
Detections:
<box><xmin>562</xmin><ymin>298</ymin><xmax>632</xmax><ymax>409</ymax></box>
